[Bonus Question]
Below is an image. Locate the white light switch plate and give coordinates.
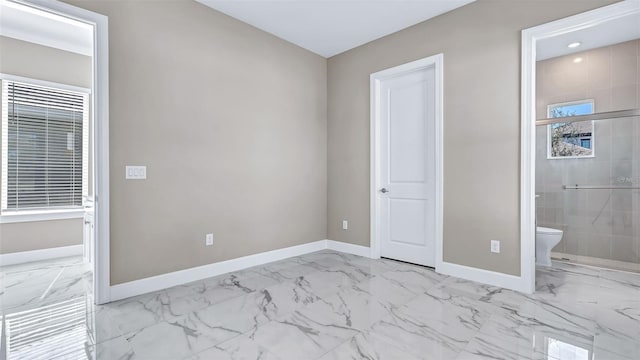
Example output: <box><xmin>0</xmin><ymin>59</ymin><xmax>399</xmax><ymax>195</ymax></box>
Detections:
<box><xmin>342</xmin><ymin>220</ymin><xmax>348</xmax><ymax>230</ymax></box>
<box><xmin>126</xmin><ymin>166</ymin><xmax>147</xmax><ymax>180</ymax></box>
<box><xmin>491</xmin><ymin>240</ymin><xmax>500</xmax><ymax>253</ymax></box>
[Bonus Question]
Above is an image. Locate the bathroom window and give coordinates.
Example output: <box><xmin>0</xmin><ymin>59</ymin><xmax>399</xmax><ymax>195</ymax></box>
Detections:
<box><xmin>547</xmin><ymin>100</ymin><xmax>595</xmax><ymax>159</ymax></box>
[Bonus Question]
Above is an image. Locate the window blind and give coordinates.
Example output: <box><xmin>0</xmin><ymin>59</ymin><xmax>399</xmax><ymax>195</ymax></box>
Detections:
<box><xmin>1</xmin><ymin>80</ymin><xmax>89</xmax><ymax>212</ymax></box>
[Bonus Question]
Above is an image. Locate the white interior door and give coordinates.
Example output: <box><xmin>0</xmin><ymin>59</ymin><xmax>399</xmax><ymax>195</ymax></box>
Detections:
<box><xmin>376</xmin><ymin>62</ymin><xmax>437</xmax><ymax>267</ymax></box>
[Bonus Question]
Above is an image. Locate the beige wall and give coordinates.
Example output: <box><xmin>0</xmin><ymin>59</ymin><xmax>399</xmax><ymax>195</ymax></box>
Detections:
<box><xmin>0</xmin><ymin>219</ymin><xmax>84</xmax><ymax>254</ymax></box>
<box><xmin>536</xmin><ymin>39</ymin><xmax>640</xmax><ymax>263</ymax></box>
<box><xmin>0</xmin><ymin>36</ymin><xmax>92</xmax><ymax>255</ymax></box>
<box><xmin>327</xmin><ymin>0</ymin><xmax>618</xmax><ymax>276</ymax></box>
<box><xmin>5</xmin><ymin>0</ymin><xmax>619</xmax><ymax>281</ymax></box>
<box><xmin>0</xmin><ymin>36</ymin><xmax>91</xmax><ymax>88</ymax></box>
<box><xmin>64</xmin><ymin>0</ymin><xmax>328</xmax><ymax>285</ymax></box>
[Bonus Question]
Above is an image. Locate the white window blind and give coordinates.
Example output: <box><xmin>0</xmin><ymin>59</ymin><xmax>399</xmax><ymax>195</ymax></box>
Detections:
<box><xmin>1</xmin><ymin>79</ymin><xmax>89</xmax><ymax>212</ymax></box>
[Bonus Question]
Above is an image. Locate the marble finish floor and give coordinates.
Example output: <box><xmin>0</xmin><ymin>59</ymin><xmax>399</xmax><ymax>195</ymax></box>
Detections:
<box><xmin>1</xmin><ymin>251</ymin><xmax>639</xmax><ymax>359</ymax></box>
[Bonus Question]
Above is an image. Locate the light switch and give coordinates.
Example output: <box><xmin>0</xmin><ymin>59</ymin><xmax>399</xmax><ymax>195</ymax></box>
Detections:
<box><xmin>126</xmin><ymin>166</ymin><xmax>147</xmax><ymax>180</ymax></box>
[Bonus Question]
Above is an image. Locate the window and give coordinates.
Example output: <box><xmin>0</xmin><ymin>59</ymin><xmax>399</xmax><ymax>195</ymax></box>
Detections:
<box><xmin>1</xmin><ymin>77</ymin><xmax>89</xmax><ymax>215</ymax></box>
<box><xmin>547</xmin><ymin>100</ymin><xmax>595</xmax><ymax>159</ymax></box>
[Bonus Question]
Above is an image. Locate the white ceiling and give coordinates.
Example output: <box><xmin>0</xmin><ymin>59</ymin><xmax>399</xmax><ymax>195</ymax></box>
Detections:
<box><xmin>0</xmin><ymin>0</ymin><xmax>92</xmax><ymax>56</ymax></box>
<box><xmin>196</xmin><ymin>0</ymin><xmax>475</xmax><ymax>58</ymax></box>
<box><xmin>537</xmin><ymin>11</ymin><xmax>640</xmax><ymax>60</ymax></box>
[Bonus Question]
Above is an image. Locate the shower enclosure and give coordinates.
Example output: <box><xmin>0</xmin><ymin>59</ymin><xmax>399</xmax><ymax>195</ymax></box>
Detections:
<box><xmin>535</xmin><ymin>40</ymin><xmax>640</xmax><ymax>272</ymax></box>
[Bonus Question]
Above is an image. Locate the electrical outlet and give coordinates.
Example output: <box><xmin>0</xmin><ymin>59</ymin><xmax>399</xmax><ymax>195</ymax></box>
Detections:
<box><xmin>491</xmin><ymin>240</ymin><xmax>500</xmax><ymax>253</ymax></box>
<box><xmin>206</xmin><ymin>233</ymin><xmax>214</xmax><ymax>246</ymax></box>
<box><xmin>342</xmin><ymin>220</ymin><xmax>348</xmax><ymax>230</ymax></box>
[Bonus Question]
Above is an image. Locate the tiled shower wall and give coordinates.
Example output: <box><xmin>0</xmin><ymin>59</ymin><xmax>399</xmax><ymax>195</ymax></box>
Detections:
<box><xmin>536</xmin><ymin>39</ymin><xmax>640</xmax><ymax>265</ymax></box>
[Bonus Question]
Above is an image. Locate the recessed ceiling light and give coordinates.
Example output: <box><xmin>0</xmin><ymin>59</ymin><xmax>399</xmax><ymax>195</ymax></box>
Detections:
<box><xmin>573</xmin><ymin>57</ymin><xmax>583</xmax><ymax>63</ymax></box>
<box><xmin>568</xmin><ymin>42</ymin><xmax>582</xmax><ymax>48</ymax></box>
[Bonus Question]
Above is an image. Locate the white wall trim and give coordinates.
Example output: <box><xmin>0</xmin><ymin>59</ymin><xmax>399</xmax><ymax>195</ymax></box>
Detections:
<box><xmin>326</xmin><ymin>240</ymin><xmax>373</xmax><ymax>258</ymax></box>
<box><xmin>106</xmin><ymin>235</ymin><xmax>553</xmax><ymax>302</ymax></box>
<box><xmin>109</xmin><ymin>240</ymin><xmax>375</xmax><ymax>302</ymax></box>
<box><xmin>520</xmin><ymin>0</ymin><xmax>640</xmax><ymax>295</ymax></box>
<box><xmin>0</xmin><ymin>73</ymin><xmax>91</xmax><ymax>93</ymax></box>
<box><xmin>0</xmin><ymin>209</ymin><xmax>85</xmax><ymax>224</ymax></box>
<box><xmin>369</xmin><ymin>54</ymin><xmax>444</xmax><ymax>266</ymax></box>
<box><xmin>520</xmin><ymin>17</ymin><xmax>537</xmax><ymax>295</ymax></box>
<box><xmin>437</xmin><ymin>260</ymin><xmax>531</xmax><ymax>293</ymax></box>
<box><xmin>0</xmin><ymin>245</ymin><xmax>83</xmax><ymax>267</ymax></box>
<box><xmin>433</xmin><ymin>54</ymin><xmax>445</xmax><ymax>274</ymax></box>
<box><xmin>110</xmin><ymin>240</ymin><xmax>329</xmax><ymax>302</ymax></box>
<box><xmin>0</xmin><ymin>0</ymin><xmax>93</xmax><ymax>56</ymax></box>
<box><xmin>16</xmin><ymin>0</ymin><xmax>111</xmax><ymax>304</ymax></box>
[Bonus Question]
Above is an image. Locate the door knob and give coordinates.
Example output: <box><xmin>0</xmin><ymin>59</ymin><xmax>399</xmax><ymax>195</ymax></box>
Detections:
<box><xmin>380</xmin><ymin>188</ymin><xmax>389</xmax><ymax>193</ymax></box>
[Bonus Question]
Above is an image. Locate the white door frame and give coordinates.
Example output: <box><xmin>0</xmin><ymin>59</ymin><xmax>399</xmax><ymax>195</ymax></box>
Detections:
<box><xmin>15</xmin><ymin>0</ymin><xmax>111</xmax><ymax>304</ymax></box>
<box><xmin>370</xmin><ymin>54</ymin><xmax>444</xmax><ymax>269</ymax></box>
<box><xmin>521</xmin><ymin>0</ymin><xmax>640</xmax><ymax>294</ymax></box>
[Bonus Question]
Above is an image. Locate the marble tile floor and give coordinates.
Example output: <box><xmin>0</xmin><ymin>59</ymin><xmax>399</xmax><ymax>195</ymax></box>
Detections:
<box><xmin>0</xmin><ymin>251</ymin><xmax>638</xmax><ymax>359</ymax></box>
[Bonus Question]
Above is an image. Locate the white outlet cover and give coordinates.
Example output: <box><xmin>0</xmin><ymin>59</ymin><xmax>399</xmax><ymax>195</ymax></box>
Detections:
<box><xmin>206</xmin><ymin>233</ymin><xmax>214</xmax><ymax>246</ymax></box>
<box><xmin>342</xmin><ymin>220</ymin><xmax>348</xmax><ymax>230</ymax></box>
<box><xmin>490</xmin><ymin>240</ymin><xmax>500</xmax><ymax>253</ymax></box>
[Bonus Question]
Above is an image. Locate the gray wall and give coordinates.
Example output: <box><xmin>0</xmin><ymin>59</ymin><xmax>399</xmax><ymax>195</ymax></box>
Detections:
<box><xmin>536</xmin><ymin>39</ymin><xmax>640</xmax><ymax>264</ymax></box>
<box><xmin>327</xmin><ymin>0</ymin><xmax>618</xmax><ymax>276</ymax></box>
<box><xmin>0</xmin><ymin>36</ymin><xmax>91</xmax><ymax>254</ymax></box>
<box><xmin>65</xmin><ymin>0</ymin><xmax>328</xmax><ymax>285</ymax></box>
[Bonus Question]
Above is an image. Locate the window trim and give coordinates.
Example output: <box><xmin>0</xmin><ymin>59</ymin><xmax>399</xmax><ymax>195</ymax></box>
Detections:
<box><xmin>0</xmin><ymin>208</ymin><xmax>85</xmax><ymax>224</ymax></box>
<box><xmin>0</xmin><ymin>73</ymin><xmax>91</xmax><ymax>95</ymax></box>
<box><xmin>0</xmin><ymin>74</ymin><xmax>91</xmax><ymax>220</ymax></box>
<box><xmin>546</xmin><ymin>99</ymin><xmax>595</xmax><ymax>160</ymax></box>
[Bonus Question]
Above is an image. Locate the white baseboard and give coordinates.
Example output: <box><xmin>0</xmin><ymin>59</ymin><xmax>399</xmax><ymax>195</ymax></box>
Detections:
<box><xmin>110</xmin><ymin>240</ymin><xmax>329</xmax><ymax>302</ymax></box>
<box><xmin>436</xmin><ymin>260</ymin><xmax>529</xmax><ymax>293</ymax></box>
<box><xmin>110</xmin><ymin>239</ymin><xmax>374</xmax><ymax>302</ymax></box>
<box><xmin>0</xmin><ymin>245</ymin><xmax>83</xmax><ymax>267</ymax></box>
<box><xmin>108</xmin><ymin>238</ymin><xmax>539</xmax><ymax>302</ymax></box>
<box><xmin>326</xmin><ymin>240</ymin><xmax>372</xmax><ymax>258</ymax></box>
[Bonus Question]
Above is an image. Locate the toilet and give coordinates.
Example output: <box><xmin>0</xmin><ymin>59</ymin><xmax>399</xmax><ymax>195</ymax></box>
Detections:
<box><xmin>536</xmin><ymin>226</ymin><xmax>563</xmax><ymax>267</ymax></box>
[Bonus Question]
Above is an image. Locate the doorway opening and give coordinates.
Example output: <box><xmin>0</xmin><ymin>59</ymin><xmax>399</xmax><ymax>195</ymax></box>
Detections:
<box><xmin>522</xmin><ymin>0</ymin><xmax>640</xmax><ymax>291</ymax></box>
<box><xmin>1</xmin><ymin>0</ymin><xmax>109</xmax><ymax>356</ymax></box>
<box><xmin>0</xmin><ymin>0</ymin><xmax>110</xmax><ymax>312</ymax></box>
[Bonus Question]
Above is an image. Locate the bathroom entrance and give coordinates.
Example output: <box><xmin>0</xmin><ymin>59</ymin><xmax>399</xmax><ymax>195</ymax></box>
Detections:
<box><xmin>522</xmin><ymin>1</ymin><xmax>640</xmax><ymax>278</ymax></box>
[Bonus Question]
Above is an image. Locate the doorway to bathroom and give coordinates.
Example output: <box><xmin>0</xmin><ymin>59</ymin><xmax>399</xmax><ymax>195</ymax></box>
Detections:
<box><xmin>522</xmin><ymin>0</ymin><xmax>640</xmax><ymax>283</ymax></box>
